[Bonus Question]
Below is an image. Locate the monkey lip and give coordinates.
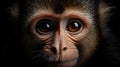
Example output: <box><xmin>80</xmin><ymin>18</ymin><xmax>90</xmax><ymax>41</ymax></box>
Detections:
<box><xmin>43</xmin><ymin>59</ymin><xmax>77</xmax><ymax>67</ymax></box>
<box><xmin>47</xmin><ymin>58</ymin><xmax>78</xmax><ymax>67</ymax></box>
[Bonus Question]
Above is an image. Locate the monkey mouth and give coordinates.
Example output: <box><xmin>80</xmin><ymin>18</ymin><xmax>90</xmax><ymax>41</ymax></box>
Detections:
<box><xmin>44</xmin><ymin>58</ymin><xmax>78</xmax><ymax>67</ymax></box>
<box><xmin>32</xmin><ymin>50</ymin><xmax>78</xmax><ymax>66</ymax></box>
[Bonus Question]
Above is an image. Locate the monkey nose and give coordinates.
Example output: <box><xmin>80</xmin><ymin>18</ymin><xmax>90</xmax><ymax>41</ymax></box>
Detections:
<box><xmin>63</xmin><ymin>47</ymin><xmax>67</xmax><ymax>51</ymax></box>
<box><xmin>50</xmin><ymin>47</ymin><xmax>57</xmax><ymax>54</ymax></box>
<box><xmin>50</xmin><ymin>46</ymin><xmax>67</xmax><ymax>54</ymax></box>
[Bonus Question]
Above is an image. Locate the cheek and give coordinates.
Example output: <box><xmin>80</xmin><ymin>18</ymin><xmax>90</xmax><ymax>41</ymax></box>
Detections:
<box><xmin>77</xmin><ymin>31</ymin><xmax>99</xmax><ymax>64</ymax></box>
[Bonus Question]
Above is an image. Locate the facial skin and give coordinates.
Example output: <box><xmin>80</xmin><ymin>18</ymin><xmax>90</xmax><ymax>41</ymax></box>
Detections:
<box><xmin>22</xmin><ymin>9</ymin><xmax>99</xmax><ymax>67</ymax></box>
<box><xmin>14</xmin><ymin>0</ymin><xmax>100</xmax><ymax>67</ymax></box>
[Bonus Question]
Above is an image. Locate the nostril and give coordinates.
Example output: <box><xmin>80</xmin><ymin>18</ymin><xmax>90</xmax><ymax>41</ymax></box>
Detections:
<box><xmin>63</xmin><ymin>47</ymin><xmax>67</xmax><ymax>51</ymax></box>
<box><xmin>51</xmin><ymin>47</ymin><xmax>57</xmax><ymax>54</ymax></box>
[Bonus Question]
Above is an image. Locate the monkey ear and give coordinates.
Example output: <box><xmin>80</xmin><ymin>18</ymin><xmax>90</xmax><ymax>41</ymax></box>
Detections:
<box><xmin>98</xmin><ymin>0</ymin><xmax>115</xmax><ymax>35</ymax></box>
<box><xmin>98</xmin><ymin>0</ymin><xmax>115</xmax><ymax>24</ymax></box>
<box><xmin>8</xmin><ymin>1</ymin><xmax>19</xmax><ymax>24</ymax></box>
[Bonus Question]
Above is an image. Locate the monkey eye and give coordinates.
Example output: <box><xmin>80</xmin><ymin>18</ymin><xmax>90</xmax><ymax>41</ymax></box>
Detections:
<box><xmin>35</xmin><ymin>19</ymin><xmax>55</xmax><ymax>34</ymax></box>
<box><xmin>67</xmin><ymin>19</ymin><xmax>83</xmax><ymax>32</ymax></box>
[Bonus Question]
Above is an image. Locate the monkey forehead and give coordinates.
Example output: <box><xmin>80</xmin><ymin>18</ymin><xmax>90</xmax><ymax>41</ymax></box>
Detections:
<box><xmin>28</xmin><ymin>8</ymin><xmax>94</xmax><ymax>24</ymax></box>
<box><xmin>26</xmin><ymin>0</ymin><xmax>98</xmax><ymax>14</ymax></box>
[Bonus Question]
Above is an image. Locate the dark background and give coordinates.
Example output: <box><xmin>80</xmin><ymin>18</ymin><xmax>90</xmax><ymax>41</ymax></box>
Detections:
<box><xmin>0</xmin><ymin>0</ymin><xmax>120</xmax><ymax>66</ymax></box>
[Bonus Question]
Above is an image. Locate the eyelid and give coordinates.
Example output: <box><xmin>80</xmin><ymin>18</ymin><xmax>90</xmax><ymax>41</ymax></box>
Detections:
<box><xmin>64</xmin><ymin>14</ymin><xmax>91</xmax><ymax>29</ymax></box>
<box><xmin>66</xmin><ymin>18</ymin><xmax>84</xmax><ymax>32</ymax></box>
<box><xmin>31</xmin><ymin>14</ymin><xmax>57</xmax><ymax>23</ymax></box>
<box><xmin>30</xmin><ymin>15</ymin><xmax>58</xmax><ymax>35</ymax></box>
<box><xmin>61</xmin><ymin>15</ymin><xmax>91</xmax><ymax>36</ymax></box>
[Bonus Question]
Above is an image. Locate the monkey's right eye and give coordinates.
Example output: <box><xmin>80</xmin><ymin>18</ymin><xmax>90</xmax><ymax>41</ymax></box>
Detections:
<box><xmin>35</xmin><ymin>19</ymin><xmax>55</xmax><ymax>34</ymax></box>
<box><xmin>66</xmin><ymin>19</ymin><xmax>83</xmax><ymax>32</ymax></box>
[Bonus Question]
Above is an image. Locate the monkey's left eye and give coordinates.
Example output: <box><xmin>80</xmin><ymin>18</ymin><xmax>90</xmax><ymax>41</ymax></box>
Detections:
<box><xmin>35</xmin><ymin>19</ymin><xmax>55</xmax><ymax>34</ymax></box>
<box><xmin>66</xmin><ymin>19</ymin><xmax>83</xmax><ymax>32</ymax></box>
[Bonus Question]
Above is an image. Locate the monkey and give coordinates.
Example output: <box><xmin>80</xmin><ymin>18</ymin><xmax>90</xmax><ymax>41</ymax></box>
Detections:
<box><xmin>0</xmin><ymin>0</ymin><xmax>120</xmax><ymax>67</ymax></box>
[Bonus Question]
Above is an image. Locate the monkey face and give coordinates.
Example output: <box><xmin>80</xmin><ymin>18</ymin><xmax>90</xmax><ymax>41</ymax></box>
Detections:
<box><xmin>22</xmin><ymin>8</ymin><xmax>99</xmax><ymax>67</ymax></box>
<box><xmin>6</xmin><ymin>0</ymin><xmax>116</xmax><ymax>67</ymax></box>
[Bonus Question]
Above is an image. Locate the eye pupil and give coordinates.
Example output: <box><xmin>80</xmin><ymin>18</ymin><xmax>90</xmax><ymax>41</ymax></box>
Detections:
<box><xmin>36</xmin><ymin>19</ymin><xmax>54</xmax><ymax>33</ymax></box>
<box><xmin>67</xmin><ymin>19</ymin><xmax>82</xmax><ymax>32</ymax></box>
<box><xmin>40</xmin><ymin>22</ymin><xmax>51</xmax><ymax>32</ymax></box>
<box><xmin>71</xmin><ymin>22</ymin><xmax>79</xmax><ymax>29</ymax></box>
